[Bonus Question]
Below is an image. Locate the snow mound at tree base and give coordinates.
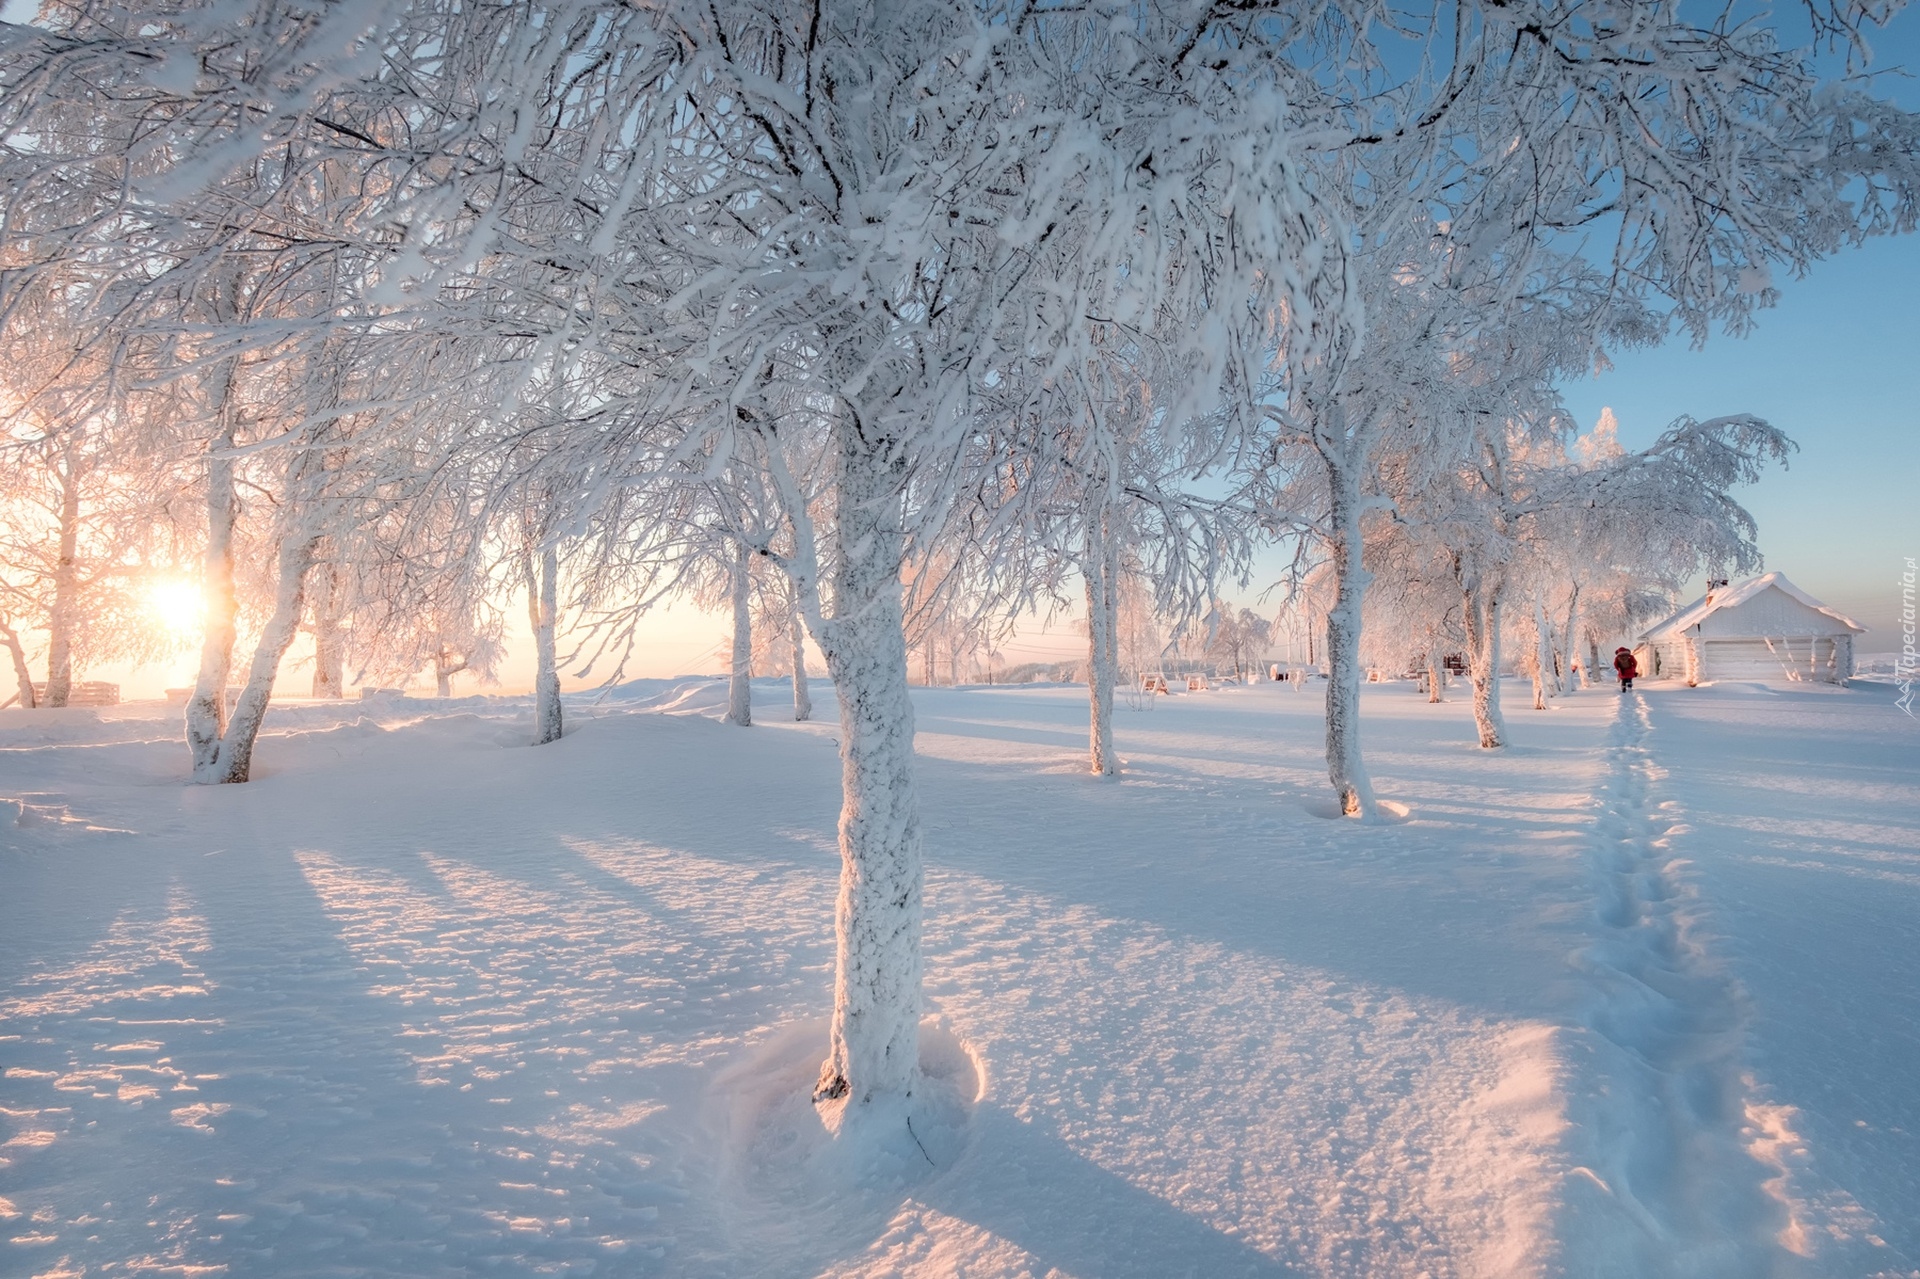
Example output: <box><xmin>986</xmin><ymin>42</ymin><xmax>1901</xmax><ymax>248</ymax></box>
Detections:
<box><xmin>710</xmin><ymin>1017</ymin><xmax>982</xmax><ymax>1214</ymax></box>
<box><xmin>1302</xmin><ymin>795</ymin><xmax>1412</xmax><ymax>823</ymax></box>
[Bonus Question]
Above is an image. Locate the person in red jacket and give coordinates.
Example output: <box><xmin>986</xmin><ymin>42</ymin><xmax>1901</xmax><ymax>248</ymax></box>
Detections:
<box><xmin>1613</xmin><ymin>646</ymin><xmax>1639</xmax><ymax>691</ymax></box>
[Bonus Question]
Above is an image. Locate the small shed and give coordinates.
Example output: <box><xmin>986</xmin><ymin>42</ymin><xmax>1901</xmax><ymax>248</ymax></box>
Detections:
<box><xmin>1635</xmin><ymin>572</ymin><xmax>1864</xmax><ymax>685</ymax></box>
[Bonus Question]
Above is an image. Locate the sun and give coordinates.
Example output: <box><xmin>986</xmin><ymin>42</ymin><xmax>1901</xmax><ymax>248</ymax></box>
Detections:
<box><xmin>148</xmin><ymin>579</ymin><xmax>204</xmax><ymax>639</ymax></box>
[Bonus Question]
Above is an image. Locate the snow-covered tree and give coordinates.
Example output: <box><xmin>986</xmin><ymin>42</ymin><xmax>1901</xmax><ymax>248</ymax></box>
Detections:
<box><xmin>2</xmin><ymin>0</ymin><xmax>1914</xmax><ymax>1141</ymax></box>
<box><xmin>0</xmin><ymin>291</ymin><xmax>186</xmax><ymax>707</ymax></box>
<box><xmin>584</xmin><ymin>0</ymin><xmax>1348</xmax><ymax>1118</ymax></box>
<box><xmin>1393</xmin><ymin>408</ymin><xmax>1792</xmax><ymax>745</ymax></box>
<box><xmin>1239</xmin><ymin>0</ymin><xmax>1920</xmax><ymax>814</ymax></box>
<box><xmin>1204</xmin><ymin>602</ymin><xmax>1271</xmax><ymax>682</ymax></box>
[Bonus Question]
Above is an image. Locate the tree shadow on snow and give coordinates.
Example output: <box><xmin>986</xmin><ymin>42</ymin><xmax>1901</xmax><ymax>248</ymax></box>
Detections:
<box><xmin>917</xmin><ymin>1104</ymin><xmax>1304</xmax><ymax>1278</ymax></box>
<box><xmin>913</xmin><ymin>750</ymin><xmax>1586</xmax><ymax>1024</ymax></box>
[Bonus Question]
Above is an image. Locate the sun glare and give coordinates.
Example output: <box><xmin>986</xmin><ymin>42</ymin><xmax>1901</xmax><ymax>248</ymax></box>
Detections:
<box><xmin>148</xmin><ymin>579</ymin><xmax>203</xmax><ymax>638</ymax></box>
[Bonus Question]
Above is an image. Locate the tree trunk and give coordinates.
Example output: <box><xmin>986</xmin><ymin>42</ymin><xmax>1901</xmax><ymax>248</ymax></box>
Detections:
<box><xmin>43</xmin><ymin>463</ymin><xmax>81</xmax><ymax>707</ymax></box>
<box><xmin>1561</xmin><ymin>588</ymin><xmax>1583</xmax><ymax>691</ymax></box>
<box><xmin>1543</xmin><ymin>595</ymin><xmax>1566</xmax><ymax>697</ymax></box>
<box><xmin>1463</xmin><ymin>582</ymin><xmax>1506</xmax><ymax>748</ymax></box>
<box><xmin>790</xmin><ymin>603</ymin><xmax>813</xmax><ymax>722</ymax></box>
<box><xmin>194</xmin><ymin>532</ymin><xmax>319</xmax><ymax>784</ymax></box>
<box><xmin>726</xmin><ymin>542</ymin><xmax>753</xmax><ymax>726</ymax></box>
<box><xmin>1323</xmin><ymin>468</ymin><xmax>1376</xmax><ymax>816</ymax></box>
<box><xmin>1531</xmin><ymin>597</ymin><xmax>1551</xmax><ymax>710</ymax></box>
<box><xmin>309</xmin><ymin>561</ymin><xmax>346</xmax><ymax>698</ymax></box>
<box><xmin>530</xmin><ymin>546</ymin><xmax>563</xmax><ymax>744</ymax></box>
<box><xmin>812</xmin><ymin>431</ymin><xmax>923</xmax><ymax>1110</ymax></box>
<box><xmin>1</xmin><ymin>617</ymin><xmax>36</xmax><ymax>708</ymax></box>
<box><xmin>432</xmin><ymin>644</ymin><xmax>471</xmax><ymax>699</ymax></box>
<box><xmin>1084</xmin><ymin>511</ymin><xmax>1119</xmax><ymax>777</ymax></box>
<box><xmin>1426</xmin><ymin>648</ymin><xmax>1443</xmax><ymax>703</ymax></box>
<box><xmin>186</xmin><ymin>426</ymin><xmax>239</xmax><ymax>775</ymax></box>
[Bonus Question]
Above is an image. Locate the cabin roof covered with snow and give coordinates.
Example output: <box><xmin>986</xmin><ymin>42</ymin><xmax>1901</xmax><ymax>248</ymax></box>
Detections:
<box><xmin>1638</xmin><ymin>572</ymin><xmax>1864</xmax><ymax>642</ymax></box>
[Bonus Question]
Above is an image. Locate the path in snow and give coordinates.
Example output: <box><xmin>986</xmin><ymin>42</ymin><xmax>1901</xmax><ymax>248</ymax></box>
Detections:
<box><xmin>1635</xmin><ymin>683</ymin><xmax>1920</xmax><ymax>1277</ymax></box>
<box><xmin>1556</xmin><ymin>692</ymin><xmax>1790</xmax><ymax>1275</ymax></box>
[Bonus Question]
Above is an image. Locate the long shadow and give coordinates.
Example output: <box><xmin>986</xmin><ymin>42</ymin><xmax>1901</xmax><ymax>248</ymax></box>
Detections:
<box><xmin>0</xmin><ymin>833</ymin><xmax>174</xmax><ymax>989</ymax></box>
<box><xmin>163</xmin><ymin>824</ymin><xmax>766</xmax><ymax>1276</ymax></box>
<box><xmin>8</xmin><ymin>764</ymin><xmax>851</xmax><ymax>1276</ymax></box>
<box><xmin>911</xmin><ymin>1105</ymin><xmax>1304</xmax><ymax>1277</ymax></box>
<box><xmin>366</xmin><ymin>699</ymin><xmax>1597</xmax><ymax>1028</ymax></box>
<box><xmin>914</xmin><ymin>714</ymin><xmax>1095</xmax><ymax>754</ymax></box>
<box><xmin>909</xmin><ymin>745</ymin><xmax>1592</xmax><ymax>1024</ymax></box>
<box><xmin>921</xmin><ymin>717</ymin><xmax>1327</xmax><ymax>777</ymax></box>
<box><xmin>3</xmin><ymin>830</ymin><xmax>516</xmax><ymax>1275</ymax></box>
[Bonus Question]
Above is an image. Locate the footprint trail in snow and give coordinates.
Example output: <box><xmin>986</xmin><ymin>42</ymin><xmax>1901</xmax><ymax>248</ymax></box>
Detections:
<box><xmin>1559</xmin><ymin>692</ymin><xmax>1803</xmax><ymax>1275</ymax></box>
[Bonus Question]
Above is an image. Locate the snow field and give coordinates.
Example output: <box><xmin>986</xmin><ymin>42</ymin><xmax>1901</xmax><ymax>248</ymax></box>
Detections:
<box><xmin>2</xmin><ymin>679</ymin><xmax>1915</xmax><ymax>1276</ymax></box>
<box><xmin>1630</xmin><ymin>684</ymin><xmax>1920</xmax><ymax>1275</ymax></box>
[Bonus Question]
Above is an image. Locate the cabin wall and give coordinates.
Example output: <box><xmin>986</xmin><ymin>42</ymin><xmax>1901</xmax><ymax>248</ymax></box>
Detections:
<box><xmin>1696</xmin><ymin>585</ymin><xmax>1843</xmax><ymax>638</ymax></box>
<box><xmin>1700</xmin><ymin>636</ymin><xmax>1847</xmax><ymax>683</ymax></box>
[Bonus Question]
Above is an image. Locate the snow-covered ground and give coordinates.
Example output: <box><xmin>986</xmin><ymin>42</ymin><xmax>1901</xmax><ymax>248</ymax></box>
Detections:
<box><xmin>1</xmin><ymin>679</ymin><xmax>1914</xmax><ymax>1277</ymax></box>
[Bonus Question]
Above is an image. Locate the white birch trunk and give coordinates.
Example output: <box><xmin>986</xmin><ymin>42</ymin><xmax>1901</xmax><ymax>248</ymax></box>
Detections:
<box><xmin>530</xmin><ymin>547</ymin><xmax>563</xmax><ymax>744</ymax></box>
<box><xmin>1</xmin><ymin>617</ymin><xmax>36</xmax><ymax>708</ymax></box>
<box><xmin>1561</xmin><ymin>589</ymin><xmax>1583</xmax><ymax>691</ymax></box>
<box><xmin>1531</xmin><ymin>596</ymin><xmax>1551</xmax><ymax>710</ymax></box>
<box><xmin>1543</xmin><ymin>605</ymin><xmax>1562</xmax><ymax>698</ymax></box>
<box><xmin>186</xmin><ymin>425</ymin><xmax>239</xmax><ymax>775</ymax></box>
<box><xmin>1464</xmin><ymin>582</ymin><xmax>1506</xmax><ymax>748</ymax></box>
<box><xmin>726</xmin><ymin>542</ymin><xmax>753</xmax><ymax>727</ymax></box>
<box><xmin>43</xmin><ymin>462</ymin><xmax>81</xmax><ymax>707</ymax></box>
<box><xmin>812</xmin><ymin>433</ymin><xmax>923</xmax><ymax>1109</ymax></box>
<box><xmin>1323</xmin><ymin>466</ymin><xmax>1376</xmax><ymax>816</ymax></box>
<box><xmin>1426</xmin><ymin>648</ymin><xmax>1443</xmax><ymax>704</ymax></box>
<box><xmin>790</xmin><ymin>604</ymin><xmax>813</xmax><ymax>722</ymax></box>
<box><xmin>1084</xmin><ymin>513</ymin><xmax>1119</xmax><ymax>777</ymax></box>
<box><xmin>433</xmin><ymin>647</ymin><xmax>469</xmax><ymax>699</ymax></box>
<box><xmin>309</xmin><ymin>561</ymin><xmax>346</xmax><ymax>698</ymax></box>
<box><xmin>194</xmin><ymin>532</ymin><xmax>319</xmax><ymax>784</ymax></box>
<box><xmin>186</xmin><ymin>271</ymin><xmax>247</xmax><ymax>765</ymax></box>
<box><xmin>44</xmin><ymin>462</ymin><xmax>80</xmax><ymax>706</ymax></box>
